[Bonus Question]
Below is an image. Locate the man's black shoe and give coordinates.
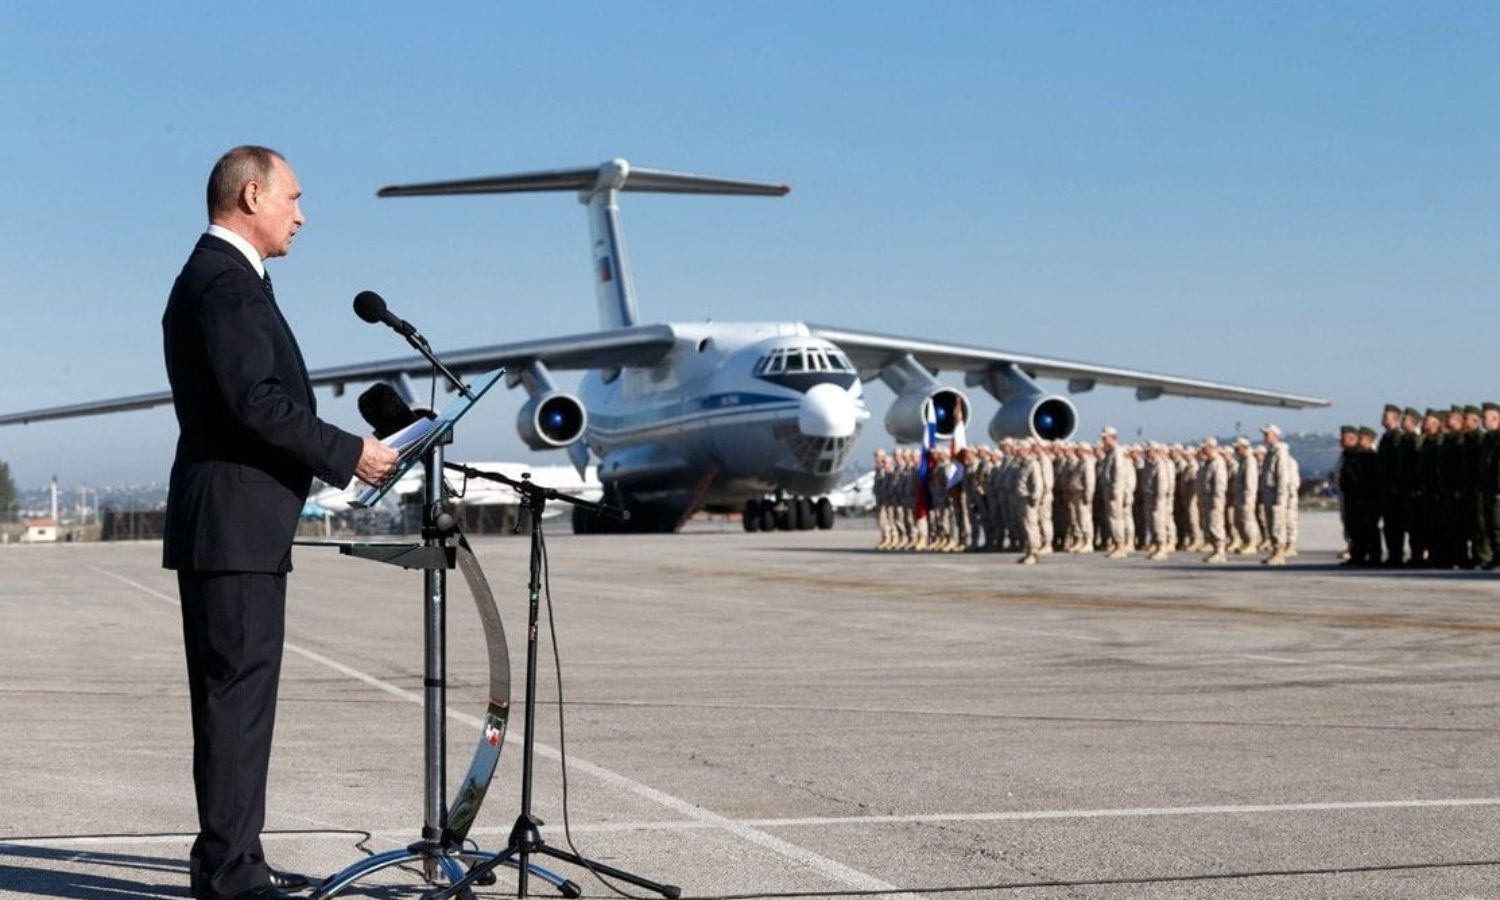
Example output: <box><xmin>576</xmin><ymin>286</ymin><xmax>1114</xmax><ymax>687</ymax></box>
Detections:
<box><xmin>267</xmin><ymin>868</ymin><xmax>313</xmax><ymax>892</ymax></box>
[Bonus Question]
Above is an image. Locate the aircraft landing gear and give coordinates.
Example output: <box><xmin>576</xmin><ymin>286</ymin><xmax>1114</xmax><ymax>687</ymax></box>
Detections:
<box><xmin>742</xmin><ymin>494</ymin><xmax>835</xmax><ymax>533</ymax></box>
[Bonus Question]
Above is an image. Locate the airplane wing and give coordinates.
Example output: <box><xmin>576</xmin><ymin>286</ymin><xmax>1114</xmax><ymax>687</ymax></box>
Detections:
<box><xmin>809</xmin><ymin>324</ymin><xmax>1329</xmax><ymax>409</ymax></box>
<box><xmin>0</xmin><ymin>324</ymin><xmax>677</xmax><ymax>426</ymax></box>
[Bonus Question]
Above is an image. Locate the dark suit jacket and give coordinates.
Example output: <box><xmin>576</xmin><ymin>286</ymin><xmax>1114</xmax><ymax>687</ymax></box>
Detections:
<box><xmin>162</xmin><ymin>234</ymin><xmax>362</xmax><ymax>573</ymax></box>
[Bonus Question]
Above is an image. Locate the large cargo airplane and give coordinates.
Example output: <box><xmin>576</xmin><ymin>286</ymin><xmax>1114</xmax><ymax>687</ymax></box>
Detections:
<box><xmin>0</xmin><ymin>159</ymin><xmax>1327</xmax><ymax>533</ymax></box>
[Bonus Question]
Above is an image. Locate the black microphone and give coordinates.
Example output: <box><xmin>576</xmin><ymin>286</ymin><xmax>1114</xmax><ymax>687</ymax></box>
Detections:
<box><xmin>354</xmin><ymin>290</ymin><xmax>416</xmax><ymax>338</ymax></box>
<box><xmin>352</xmin><ymin>289</ymin><xmax>477</xmax><ymax>401</ymax></box>
<box><xmin>358</xmin><ymin>383</ymin><xmax>425</xmax><ymax>438</ymax></box>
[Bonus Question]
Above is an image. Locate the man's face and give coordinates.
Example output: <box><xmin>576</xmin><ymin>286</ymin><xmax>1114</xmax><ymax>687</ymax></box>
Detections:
<box><xmin>1101</xmin><ymin>435</ymin><xmax>1116</xmax><ymax>451</ymax></box>
<box><xmin>1382</xmin><ymin>409</ymin><xmax>1399</xmax><ymax>430</ymax></box>
<box><xmin>250</xmin><ymin>157</ymin><xmax>304</xmax><ymax>259</ymax></box>
<box><xmin>1464</xmin><ymin>413</ymin><xmax>1480</xmax><ymax>433</ymax></box>
<box><xmin>1263</xmin><ymin>430</ymin><xmax>1280</xmax><ymax>446</ymax></box>
<box><xmin>1359</xmin><ymin>434</ymin><xmax>1375</xmax><ymax>450</ymax></box>
<box><xmin>1402</xmin><ymin>414</ymin><xmax>1419</xmax><ymax>434</ymax></box>
<box><xmin>1423</xmin><ymin>416</ymin><xmax>1440</xmax><ymax>436</ymax></box>
<box><xmin>1446</xmin><ymin>413</ymin><xmax>1463</xmax><ymax>433</ymax></box>
<box><xmin>1341</xmin><ymin>433</ymin><xmax>1357</xmax><ymax>450</ymax></box>
<box><xmin>1486</xmin><ymin>410</ymin><xmax>1500</xmax><ymax>432</ymax></box>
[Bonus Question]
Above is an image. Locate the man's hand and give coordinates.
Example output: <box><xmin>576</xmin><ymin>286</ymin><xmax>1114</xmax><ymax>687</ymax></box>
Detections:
<box><xmin>355</xmin><ymin>436</ymin><xmax>400</xmax><ymax>485</ymax></box>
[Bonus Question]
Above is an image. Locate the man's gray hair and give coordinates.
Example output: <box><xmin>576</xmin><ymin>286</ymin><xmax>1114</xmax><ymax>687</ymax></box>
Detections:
<box><xmin>206</xmin><ymin>145</ymin><xmax>284</xmax><ymax>218</ymax></box>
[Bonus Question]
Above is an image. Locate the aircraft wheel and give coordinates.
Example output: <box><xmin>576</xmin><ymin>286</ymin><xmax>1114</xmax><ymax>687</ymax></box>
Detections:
<box><xmin>815</xmin><ymin>497</ymin><xmax>835</xmax><ymax>530</ymax></box>
<box><xmin>571</xmin><ymin>505</ymin><xmax>593</xmax><ymax>535</ymax></box>
<box><xmin>743</xmin><ymin>500</ymin><xmax>760</xmax><ymax>532</ymax></box>
<box><xmin>793</xmin><ymin>497</ymin><xmax>814</xmax><ymax>531</ymax></box>
<box><xmin>758</xmin><ymin>500</ymin><xmax>778</xmax><ymax>532</ymax></box>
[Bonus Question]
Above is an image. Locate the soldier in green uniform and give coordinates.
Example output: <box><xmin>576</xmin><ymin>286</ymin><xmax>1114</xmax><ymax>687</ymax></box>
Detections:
<box><xmin>1396</xmin><ymin>407</ymin><xmax>1424</xmax><ymax>567</ymax></box>
<box><xmin>1416</xmin><ymin>409</ymin><xmax>1444</xmax><ymax>568</ymax></box>
<box><xmin>1344</xmin><ymin>426</ymin><xmax>1368</xmax><ymax>558</ymax></box>
<box><xmin>1375</xmin><ymin>404</ymin><xmax>1402</xmax><ymax>565</ymax></box>
<box><xmin>1336</xmin><ymin>426</ymin><xmax>1358</xmax><ymax>560</ymax></box>
<box><xmin>1461</xmin><ymin>405</ymin><xmax>1484</xmax><ymax>568</ymax></box>
<box><xmin>1482</xmin><ymin>402</ymin><xmax>1500</xmax><ymax>570</ymax></box>
<box><xmin>1437</xmin><ymin>406</ymin><xmax>1467</xmax><ymax>568</ymax></box>
<box><xmin>1348</xmin><ymin>427</ymin><xmax>1382</xmax><ymax>566</ymax></box>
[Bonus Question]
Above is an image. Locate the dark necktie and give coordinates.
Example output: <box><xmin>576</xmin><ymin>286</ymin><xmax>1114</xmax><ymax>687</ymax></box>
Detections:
<box><xmin>262</xmin><ymin>273</ymin><xmax>276</xmax><ymax>304</ymax></box>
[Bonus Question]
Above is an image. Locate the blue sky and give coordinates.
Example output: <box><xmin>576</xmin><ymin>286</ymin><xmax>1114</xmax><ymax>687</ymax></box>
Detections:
<box><xmin>1</xmin><ymin>3</ymin><xmax>1496</xmax><ymax>488</ymax></box>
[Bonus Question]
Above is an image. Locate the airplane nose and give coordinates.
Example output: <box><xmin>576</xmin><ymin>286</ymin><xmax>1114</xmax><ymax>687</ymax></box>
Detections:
<box><xmin>798</xmin><ymin>383</ymin><xmax>858</xmax><ymax>439</ymax></box>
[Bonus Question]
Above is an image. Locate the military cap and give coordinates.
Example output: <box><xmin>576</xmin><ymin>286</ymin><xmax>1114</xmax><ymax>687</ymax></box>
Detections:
<box><xmin>1260</xmin><ymin>423</ymin><xmax>1281</xmax><ymax>436</ymax></box>
<box><xmin>1233</xmin><ymin>436</ymin><xmax>1251</xmax><ymax>448</ymax></box>
<box><xmin>1100</xmin><ymin>425</ymin><xmax>1118</xmax><ymax>438</ymax></box>
<box><xmin>1484</xmin><ymin>402</ymin><xmax>1500</xmax><ymax>414</ymax></box>
<box><xmin>1425</xmin><ymin>408</ymin><xmax>1442</xmax><ymax>419</ymax></box>
<box><xmin>1383</xmin><ymin>403</ymin><xmax>1401</xmax><ymax>415</ymax></box>
<box><xmin>1464</xmin><ymin>405</ymin><xmax>1481</xmax><ymax>416</ymax></box>
<box><xmin>1201</xmin><ymin>437</ymin><xmax>1218</xmax><ymax>448</ymax></box>
<box><xmin>1450</xmin><ymin>405</ymin><xmax>1465</xmax><ymax>417</ymax></box>
<box><xmin>1339</xmin><ymin>425</ymin><xmax>1357</xmax><ymax>435</ymax></box>
<box><xmin>1254</xmin><ymin>444</ymin><xmax>1267</xmax><ymax>454</ymax></box>
<box><xmin>1358</xmin><ymin>426</ymin><xmax>1377</xmax><ymax>438</ymax></box>
<box><xmin>1404</xmin><ymin>407</ymin><xmax>1422</xmax><ymax>420</ymax></box>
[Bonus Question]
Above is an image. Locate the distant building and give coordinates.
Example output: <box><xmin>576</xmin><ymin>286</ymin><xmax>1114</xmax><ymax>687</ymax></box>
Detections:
<box><xmin>22</xmin><ymin>518</ymin><xmax>58</xmax><ymax>543</ymax></box>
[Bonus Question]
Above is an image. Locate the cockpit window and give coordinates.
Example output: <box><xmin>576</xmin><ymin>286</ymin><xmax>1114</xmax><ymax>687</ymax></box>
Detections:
<box><xmin>754</xmin><ymin>345</ymin><xmax>855</xmax><ymax>376</ymax></box>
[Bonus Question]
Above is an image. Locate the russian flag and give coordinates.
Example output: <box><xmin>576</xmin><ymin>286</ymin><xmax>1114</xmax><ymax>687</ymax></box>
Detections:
<box><xmin>914</xmin><ymin>400</ymin><xmax>938</xmax><ymax>521</ymax></box>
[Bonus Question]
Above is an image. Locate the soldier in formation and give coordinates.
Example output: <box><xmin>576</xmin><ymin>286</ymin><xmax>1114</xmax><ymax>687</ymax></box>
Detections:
<box><xmin>1339</xmin><ymin>402</ymin><xmax>1500</xmax><ymax>569</ymax></box>
<box><xmin>869</xmin><ymin>423</ymin><xmax>1307</xmax><ymax>568</ymax></box>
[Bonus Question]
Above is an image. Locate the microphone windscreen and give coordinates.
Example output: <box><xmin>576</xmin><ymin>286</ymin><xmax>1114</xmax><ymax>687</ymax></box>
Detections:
<box><xmin>353</xmin><ymin>290</ymin><xmax>387</xmax><ymax>324</ymax></box>
<box><xmin>358</xmin><ymin>383</ymin><xmax>418</xmax><ymax>438</ymax></box>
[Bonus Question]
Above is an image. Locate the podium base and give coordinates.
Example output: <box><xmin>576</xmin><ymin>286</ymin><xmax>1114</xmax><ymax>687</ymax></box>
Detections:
<box><xmin>312</xmin><ymin>843</ymin><xmax>576</xmax><ymax>900</ymax></box>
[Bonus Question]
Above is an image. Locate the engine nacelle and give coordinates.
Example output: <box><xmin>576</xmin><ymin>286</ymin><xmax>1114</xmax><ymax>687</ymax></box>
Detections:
<box><xmin>988</xmin><ymin>393</ymin><xmax>1078</xmax><ymax>442</ymax></box>
<box><xmin>885</xmin><ymin>387</ymin><xmax>971</xmax><ymax>445</ymax></box>
<box><xmin>517</xmin><ymin>393</ymin><xmax>587</xmax><ymax>450</ymax></box>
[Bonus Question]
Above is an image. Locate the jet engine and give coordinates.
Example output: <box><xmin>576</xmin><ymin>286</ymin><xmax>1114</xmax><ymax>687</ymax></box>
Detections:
<box><xmin>510</xmin><ymin>360</ymin><xmax>588</xmax><ymax>450</ymax></box>
<box><xmin>884</xmin><ymin>387</ymin><xmax>971</xmax><ymax>445</ymax></box>
<box><xmin>876</xmin><ymin>354</ymin><xmax>971</xmax><ymax>444</ymax></box>
<box><xmin>987</xmin><ymin>393</ymin><xmax>1077</xmax><ymax>442</ymax></box>
<box><xmin>517</xmin><ymin>392</ymin><xmax>587</xmax><ymax>450</ymax></box>
<box><xmin>966</xmin><ymin>361</ymin><xmax>1077</xmax><ymax>442</ymax></box>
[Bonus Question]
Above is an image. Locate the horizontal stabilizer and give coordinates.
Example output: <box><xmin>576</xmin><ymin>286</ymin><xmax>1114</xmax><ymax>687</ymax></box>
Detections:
<box><xmin>378</xmin><ymin>158</ymin><xmax>789</xmax><ymax>199</ymax></box>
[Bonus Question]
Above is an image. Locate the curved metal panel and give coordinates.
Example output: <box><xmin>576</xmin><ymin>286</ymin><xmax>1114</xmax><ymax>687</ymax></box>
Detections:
<box><xmin>442</xmin><ymin>533</ymin><xmax>512</xmax><ymax>844</ymax></box>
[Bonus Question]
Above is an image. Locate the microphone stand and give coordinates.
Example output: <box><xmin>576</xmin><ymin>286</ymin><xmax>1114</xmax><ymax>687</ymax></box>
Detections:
<box><xmin>427</xmin><ymin>464</ymin><xmax>681</xmax><ymax>900</ymax></box>
<box><xmin>405</xmin><ymin>330</ymin><xmax>476</xmax><ymax>401</ymax></box>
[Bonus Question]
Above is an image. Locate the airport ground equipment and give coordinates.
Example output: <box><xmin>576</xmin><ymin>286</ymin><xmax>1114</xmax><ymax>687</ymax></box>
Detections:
<box><xmin>426</xmin><ymin>462</ymin><xmax>680</xmax><ymax>900</ymax></box>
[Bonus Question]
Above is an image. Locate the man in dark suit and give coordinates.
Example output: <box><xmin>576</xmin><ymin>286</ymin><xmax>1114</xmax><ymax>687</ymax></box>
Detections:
<box><xmin>163</xmin><ymin>145</ymin><xmax>397</xmax><ymax>900</ymax></box>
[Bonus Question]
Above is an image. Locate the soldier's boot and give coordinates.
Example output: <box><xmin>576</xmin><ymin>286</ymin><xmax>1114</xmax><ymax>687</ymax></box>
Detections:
<box><xmin>1037</xmin><ymin>545</ymin><xmax>1054</xmax><ymax>556</ymax></box>
<box><xmin>1017</xmin><ymin>552</ymin><xmax>1038</xmax><ymax>565</ymax></box>
<box><xmin>1284</xmin><ymin>544</ymin><xmax>1299</xmax><ymax>559</ymax></box>
<box><xmin>1263</xmin><ymin>550</ymin><xmax>1287</xmax><ymax>566</ymax></box>
<box><xmin>1204</xmin><ymin>545</ymin><xmax>1227</xmax><ymax>564</ymax></box>
<box><xmin>1338</xmin><ymin>547</ymin><xmax>1351</xmax><ymax>561</ymax></box>
<box><xmin>1078</xmin><ymin>543</ymin><xmax>1094</xmax><ymax>554</ymax></box>
<box><xmin>1148</xmin><ymin>545</ymin><xmax>1170</xmax><ymax>562</ymax></box>
<box><xmin>1105</xmin><ymin>546</ymin><xmax>1129</xmax><ymax>560</ymax></box>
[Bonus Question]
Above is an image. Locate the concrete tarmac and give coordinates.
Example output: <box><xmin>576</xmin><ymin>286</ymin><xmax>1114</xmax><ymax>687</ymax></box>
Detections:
<box><xmin>2</xmin><ymin>510</ymin><xmax>1498</xmax><ymax>899</ymax></box>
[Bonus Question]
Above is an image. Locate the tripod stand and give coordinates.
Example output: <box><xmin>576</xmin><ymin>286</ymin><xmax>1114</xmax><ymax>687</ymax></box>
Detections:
<box><xmin>426</xmin><ymin>463</ymin><xmax>681</xmax><ymax>900</ymax></box>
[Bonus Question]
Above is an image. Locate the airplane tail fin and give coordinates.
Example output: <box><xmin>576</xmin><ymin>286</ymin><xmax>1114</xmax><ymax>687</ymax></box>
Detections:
<box><xmin>379</xmin><ymin>159</ymin><xmax>788</xmax><ymax>331</ymax></box>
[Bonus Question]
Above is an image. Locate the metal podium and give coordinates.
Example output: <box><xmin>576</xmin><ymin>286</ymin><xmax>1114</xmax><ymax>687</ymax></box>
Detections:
<box><xmin>297</xmin><ymin>369</ymin><xmax>579</xmax><ymax>899</ymax></box>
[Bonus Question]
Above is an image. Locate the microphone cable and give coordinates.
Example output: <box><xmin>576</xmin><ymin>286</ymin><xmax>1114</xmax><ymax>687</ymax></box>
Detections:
<box><xmin>540</xmin><ymin>525</ymin><xmax>663</xmax><ymax>900</ymax></box>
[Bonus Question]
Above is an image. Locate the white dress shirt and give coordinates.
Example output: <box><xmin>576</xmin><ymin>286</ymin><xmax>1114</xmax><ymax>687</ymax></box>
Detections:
<box><xmin>205</xmin><ymin>223</ymin><xmax>265</xmax><ymax>279</ymax></box>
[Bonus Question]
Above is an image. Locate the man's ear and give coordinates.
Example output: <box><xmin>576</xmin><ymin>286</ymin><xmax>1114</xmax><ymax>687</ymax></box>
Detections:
<box><xmin>240</xmin><ymin>179</ymin><xmax>262</xmax><ymax>214</ymax></box>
